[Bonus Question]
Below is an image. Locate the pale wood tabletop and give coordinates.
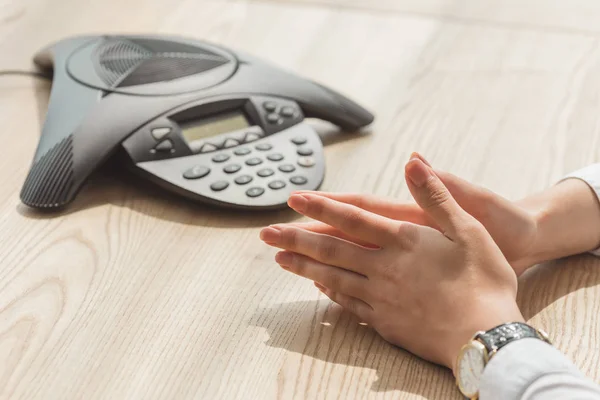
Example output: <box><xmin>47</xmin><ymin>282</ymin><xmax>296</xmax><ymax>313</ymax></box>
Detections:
<box><xmin>1</xmin><ymin>0</ymin><xmax>599</xmax><ymax>399</ymax></box>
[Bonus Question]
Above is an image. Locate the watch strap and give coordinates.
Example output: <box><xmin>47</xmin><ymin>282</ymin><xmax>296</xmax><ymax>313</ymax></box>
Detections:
<box><xmin>475</xmin><ymin>322</ymin><xmax>550</xmax><ymax>355</ymax></box>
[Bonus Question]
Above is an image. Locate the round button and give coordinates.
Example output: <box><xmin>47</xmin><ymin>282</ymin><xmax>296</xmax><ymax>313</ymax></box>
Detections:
<box><xmin>255</xmin><ymin>143</ymin><xmax>273</xmax><ymax>151</ymax></box>
<box><xmin>212</xmin><ymin>153</ymin><xmax>230</xmax><ymax>163</ymax></box>
<box><xmin>263</xmin><ymin>101</ymin><xmax>278</xmax><ymax>112</ymax></box>
<box><xmin>278</xmin><ymin>164</ymin><xmax>296</xmax><ymax>173</ymax></box>
<box><xmin>257</xmin><ymin>168</ymin><xmax>274</xmax><ymax>177</ymax></box>
<box><xmin>246</xmin><ymin>187</ymin><xmax>265</xmax><ymax>198</ymax></box>
<box><xmin>245</xmin><ymin>157</ymin><xmax>263</xmax><ymax>166</ymax></box>
<box><xmin>268</xmin><ymin>180</ymin><xmax>286</xmax><ymax>190</ymax></box>
<box><xmin>234</xmin><ymin>148</ymin><xmax>251</xmax><ymax>156</ymax></box>
<box><xmin>223</xmin><ymin>164</ymin><xmax>241</xmax><ymax>174</ymax></box>
<box><xmin>297</xmin><ymin>156</ymin><xmax>316</xmax><ymax>168</ymax></box>
<box><xmin>266</xmin><ymin>113</ymin><xmax>282</xmax><ymax>124</ymax></box>
<box><xmin>280</xmin><ymin>106</ymin><xmax>296</xmax><ymax>118</ymax></box>
<box><xmin>235</xmin><ymin>175</ymin><xmax>253</xmax><ymax>185</ymax></box>
<box><xmin>210</xmin><ymin>181</ymin><xmax>229</xmax><ymax>191</ymax></box>
<box><xmin>267</xmin><ymin>153</ymin><xmax>284</xmax><ymax>162</ymax></box>
<box><xmin>290</xmin><ymin>176</ymin><xmax>308</xmax><ymax>185</ymax></box>
<box><xmin>297</xmin><ymin>147</ymin><xmax>313</xmax><ymax>156</ymax></box>
<box><xmin>183</xmin><ymin>165</ymin><xmax>210</xmax><ymax>180</ymax></box>
<box><xmin>291</xmin><ymin>136</ymin><xmax>307</xmax><ymax>145</ymax></box>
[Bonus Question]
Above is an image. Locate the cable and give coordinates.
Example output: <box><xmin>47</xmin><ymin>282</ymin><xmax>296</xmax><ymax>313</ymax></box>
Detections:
<box><xmin>0</xmin><ymin>70</ymin><xmax>52</xmax><ymax>80</ymax></box>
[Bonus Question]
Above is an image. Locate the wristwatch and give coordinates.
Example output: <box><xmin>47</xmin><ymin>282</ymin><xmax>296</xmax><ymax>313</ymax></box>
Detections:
<box><xmin>455</xmin><ymin>322</ymin><xmax>551</xmax><ymax>399</ymax></box>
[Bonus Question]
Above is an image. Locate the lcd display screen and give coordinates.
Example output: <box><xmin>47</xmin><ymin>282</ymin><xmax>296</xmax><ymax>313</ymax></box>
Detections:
<box><xmin>182</xmin><ymin>111</ymin><xmax>249</xmax><ymax>144</ymax></box>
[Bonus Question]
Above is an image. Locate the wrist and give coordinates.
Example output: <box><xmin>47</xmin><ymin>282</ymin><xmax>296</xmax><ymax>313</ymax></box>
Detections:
<box><xmin>516</xmin><ymin>179</ymin><xmax>600</xmax><ymax>271</ymax></box>
<box><xmin>512</xmin><ymin>197</ymin><xmax>548</xmax><ymax>271</ymax></box>
<box><xmin>448</xmin><ymin>299</ymin><xmax>524</xmax><ymax>373</ymax></box>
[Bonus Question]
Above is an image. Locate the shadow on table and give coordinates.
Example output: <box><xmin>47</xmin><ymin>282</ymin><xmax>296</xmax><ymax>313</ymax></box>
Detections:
<box><xmin>518</xmin><ymin>254</ymin><xmax>600</xmax><ymax>321</ymax></box>
<box><xmin>250</xmin><ymin>256</ymin><xmax>600</xmax><ymax>399</ymax></box>
<box><xmin>250</xmin><ymin>299</ymin><xmax>458</xmax><ymax>399</ymax></box>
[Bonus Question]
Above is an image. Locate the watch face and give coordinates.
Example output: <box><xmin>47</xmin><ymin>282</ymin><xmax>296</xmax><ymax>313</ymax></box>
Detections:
<box><xmin>457</xmin><ymin>341</ymin><xmax>487</xmax><ymax>398</ymax></box>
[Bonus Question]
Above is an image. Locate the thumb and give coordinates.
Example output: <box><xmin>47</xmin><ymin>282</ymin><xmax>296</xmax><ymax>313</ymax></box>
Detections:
<box><xmin>404</xmin><ymin>155</ymin><xmax>472</xmax><ymax>239</ymax></box>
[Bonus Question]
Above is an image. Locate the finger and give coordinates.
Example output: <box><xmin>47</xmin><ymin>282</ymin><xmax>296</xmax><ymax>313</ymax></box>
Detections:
<box><xmin>260</xmin><ymin>226</ymin><xmax>373</xmax><ymax>275</ymax></box>
<box><xmin>287</xmin><ymin>193</ymin><xmax>397</xmax><ymax>245</ymax></box>
<box><xmin>411</xmin><ymin>152</ymin><xmax>432</xmax><ymax>167</ymax></box>
<box><xmin>276</xmin><ymin>251</ymin><xmax>369</xmax><ymax>301</ymax></box>
<box><xmin>270</xmin><ymin>222</ymin><xmax>379</xmax><ymax>249</ymax></box>
<box><xmin>435</xmin><ymin>169</ymin><xmax>508</xmax><ymax>220</ymax></box>
<box><xmin>292</xmin><ymin>191</ymin><xmax>434</xmax><ymax>226</ymax></box>
<box><xmin>315</xmin><ymin>282</ymin><xmax>373</xmax><ymax>321</ymax></box>
<box><xmin>404</xmin><ymin>154</ymin><xmax>474</xmax><ymax>240</ymax></box>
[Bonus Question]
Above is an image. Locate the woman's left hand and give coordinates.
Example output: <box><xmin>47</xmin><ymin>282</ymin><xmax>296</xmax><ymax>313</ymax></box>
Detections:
<box><xmin>259</xmin><ymin>156</ymin><xmax>524</xmax><ymax>370</ymax></box>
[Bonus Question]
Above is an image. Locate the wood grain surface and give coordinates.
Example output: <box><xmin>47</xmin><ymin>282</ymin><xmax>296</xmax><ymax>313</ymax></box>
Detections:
<box><xmin>0</xmin><ymin>0</ymin><xmax>599</xmax><ymax>399</ymax></box>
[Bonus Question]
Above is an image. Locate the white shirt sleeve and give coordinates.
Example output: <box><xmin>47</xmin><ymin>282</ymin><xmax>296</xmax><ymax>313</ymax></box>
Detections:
<box><xmin>563</xmin><ymin>163</ymin><xmax>600</xmax><ymax>256</ymax></box>
<box><xmin>479</xmin><ymin>339</ymin><xmax>600</xmax><ymax>399</ymax></box>
<box><xmin>478</xmin><ymin>164</ymin><xmax>600</xmax><ymax>399</ymax></box>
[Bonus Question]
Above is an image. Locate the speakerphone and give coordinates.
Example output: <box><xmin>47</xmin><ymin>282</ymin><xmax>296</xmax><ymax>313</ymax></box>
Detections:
<box><xmin>21</xmin><ymin>35</ymin><xmax>374</xmax><ymax>210</ymax></box>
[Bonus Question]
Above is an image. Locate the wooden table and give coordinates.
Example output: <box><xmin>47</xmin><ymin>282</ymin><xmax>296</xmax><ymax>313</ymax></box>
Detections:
<box><xmin>1</xmin><ymin>0</ymin><xmax>599</xmax><ymax>398</ymax></box>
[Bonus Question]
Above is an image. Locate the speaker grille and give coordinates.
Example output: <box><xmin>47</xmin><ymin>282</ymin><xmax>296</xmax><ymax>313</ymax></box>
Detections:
<box><xmin>93</xmin><ymin>40</ymin><xmax>151</xmax><ymax>87</ymax></box>
<box><xmin>128</xmin><ymin>38</ymin><xmax>220</xmax><ymax>57</ymax></box>
<box><xmin>20</xmin><ymin>135</ymin><xmax>75</xmax><ymax>208</ymax></box>
<box><xmin>118</xmin><ymin>56</ymin><xmax>228</xmax><ymax>87</ymax></box>
<box><xmin>92</xmin><ymin>37</ymin><xmax>231</xmax><ymax>88</ymax></box>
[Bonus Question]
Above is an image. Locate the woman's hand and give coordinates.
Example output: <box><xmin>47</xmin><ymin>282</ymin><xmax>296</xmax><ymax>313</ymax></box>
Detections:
<box><xmin>280</xmin><ymin>153</ymin><xmax>539</xmax><ymax>275</ymax></box>
<box><xmin>260</xmin><ymin>156</ymin><xmax>524</xmax><ymax>369</ymax></box>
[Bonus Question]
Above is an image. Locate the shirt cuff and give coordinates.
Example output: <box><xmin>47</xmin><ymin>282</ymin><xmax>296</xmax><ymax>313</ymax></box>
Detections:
<box><xmin>479</xmin><ymin>338</ymin><xmax>583</xmax><ymax>399</ymax></box>
<box><xmin>562</xmin><ymin>163</ymin><xmax>600</xmax><ymax>256</ymax></box>
<box><xmin>522</xmin><ymin>372</ymin><xmax>600</xmax><ymax>399</ymax></box>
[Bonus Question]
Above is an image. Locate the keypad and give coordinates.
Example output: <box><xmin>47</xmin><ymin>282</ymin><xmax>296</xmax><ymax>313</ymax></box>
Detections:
<box><xmin>255</xmin><ymin>143</ymin><xmax>272</xmax><ymax>151</ymax></box>
<box><xmin>212</xmin><ymin>154</ymin><xmax>230</xmax><ymax>163</ymax></box>
<box><xmin>210</xmin><ymin>181</ymin><xmax>229</xmax><ymax>191</ymax></box>
<box><xmin>223</xmin><ymin>164</ymin><xmax>242</xmax><ymax>174</ymax></box>
<box><xmin>257</xmin><ymin>168</ymin><xmax>274</xmax><ymax>177</ymax></box>
<box><xmin>278</xmin><ymin>164</ymin><xmax>296</xmax><ymax>173</ymax></box>
<box><xmin>173</xmin><ymin>119</ymin><xmax>321</xmax><ymax>207</ymax></box>
<box><xmin>246</xmin><ymin>187</ymin><xmax>265</xmax><ymax>198</ymax></box>
<box><xmin>235</xmin><ymin>175</ymin><xmax>253</xmax><ymax>185</ymax></box>
<box><xmin>246</xmin><ymin>157</ymin><xmax>263</xmax><ymax>166</ymax></box>
<box><xmin>298</xmin><ymin>156</ymin><xmax>316</xmax><ymax>167</ymax></box>
<box><xmin>267</xmin><ymin>153</ymin><xmax>284</xmax><ymax>162</ymax></box>
<box><xmin>268</xmin><ymin>180</ymin><xmax>286</xmax><ymax>190</ymax></box>
<box><xmin>297</xmin><ymin>147</ymin><xmax>313</xmax><ymax>156</ymax></box>
<box><xmin>183</xmin><ymin>165</ymin><xmax>210</xmax><ymax>180</ymax></box>
<box><xmin>290</xmin><ymin>176</ymin><xmax>308</xmax><ymax>185</ymax></box>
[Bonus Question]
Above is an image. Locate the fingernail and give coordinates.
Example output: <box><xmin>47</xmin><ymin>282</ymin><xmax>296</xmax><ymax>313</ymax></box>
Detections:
<box><xmin>314</xmin><ymin>282</ymin><xmax>326</xmax><ymax>291</ymax></box>
<box><xmin>275</xmin><ymin>251</ymin><xmax>293</xmax><ymax>267</ymax></box>
<box><xmin>410</xmin><ymin>152</ymin><xmax>432</xmax><ymax>167</ymax></box>
<box><xmin>260</xmin><ymin>226</ymin><xmax>281</xmax><ymax>243</ymax></box>
<box><xmin>288</xmin><ymin>194</ymin><xmax>309</xmax><ymax>212</ymax></box>
<box><xmin>406</xmin><ymin>158</ymin><xmax>432</xmax><ymax>187</ymax></box>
